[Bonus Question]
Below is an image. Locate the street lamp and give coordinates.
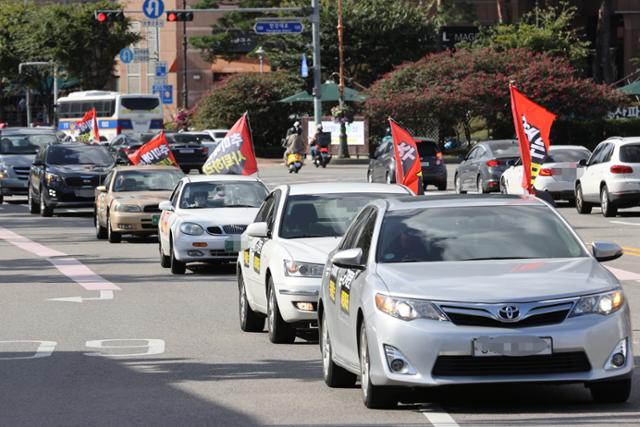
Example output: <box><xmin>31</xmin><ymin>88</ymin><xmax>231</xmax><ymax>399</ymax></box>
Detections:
<box><xmin>337</xmin><ymin>0</ymin><xmax>349</xmax><ymax>158</ymax></box>
<box><xmin>256</xmin><ymin>46</ymin><xmax>265</xmax><ymax>74</ymax></box>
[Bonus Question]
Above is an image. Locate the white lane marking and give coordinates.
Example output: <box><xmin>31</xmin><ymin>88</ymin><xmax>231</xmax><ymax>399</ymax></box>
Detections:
<box><xmin>422</xmin><ymin>407</ymin><xmax>460</xmax><ymax>427</ymax></box>
<box><xmin>84</xmin><ymin>339</ymin><xmax>165</xmax><ymax>357</ymax></box>
<box><xmin>48</xmin><ymin>290</ymin><xmax>114</xmax><ymax>303</ymax></box>
<box><xmin>611</xmin><ymin>221</ymin><xmax>640</xmax><ymax>226</ymax></box>
<box><xmin>0</xmin><ymin>341</ymin><xmax>57</xmax><ymax>360</ymax></box>
<box><xmin>606</xmin><ymin>266</ymin><xmax>640</xmax><ymax>282</ymax></box>
<box><xmin>0</xmin><ymin>226</ymin><xmax>66</xmax><ymax>257</ymax></box>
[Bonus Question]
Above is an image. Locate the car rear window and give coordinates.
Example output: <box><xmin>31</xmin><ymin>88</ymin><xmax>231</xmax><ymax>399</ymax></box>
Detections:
<box><xmin>491</xmin><ymin>141</ymin><xmax>520</xmax><ymax>157</ymax></box>
<box><xmin>120</xmin><ymin>97</ymin><xmax>160</xmax><ymax>111</ymax></box>
<box><xmin>166</xmin><ymin>134</ymin><xmax>202</xmax><ymax>145</ymax></box>
<box><xmin>416</xmin><ymin>140</ymin><xmax>439</xmax><ymax>157</ymax></box>
<box><xmin>620</xmin><ymin>144</ymin><xmax>640</xmax><ymax>163</ymax></box>
<box><xmin>546</xmin><ymin>149</ymin><xmax>590</xmax><ymax>163</ymax></box>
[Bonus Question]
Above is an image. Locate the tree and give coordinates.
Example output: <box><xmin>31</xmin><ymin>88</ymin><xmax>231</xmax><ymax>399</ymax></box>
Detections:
<box><xmin>593</xmin><ymin>0</ymin><xmax>614</xmax><ymax>83</ymax></box>
<box><xmin>191</xmin><ymin>71</ymin><xmax>302</xmax><ymax>156</ymax></box>
<box><xmin>191</xmin><ymin>0</ymin><xmax>438</xmax><ymax>87</ymax></box>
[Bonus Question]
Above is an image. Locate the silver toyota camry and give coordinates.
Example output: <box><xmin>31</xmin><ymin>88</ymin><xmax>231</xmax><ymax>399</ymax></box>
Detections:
<box><xmin>318</xmin><ymin>195</ymin><xmax>632</xmax><ymax>409</ymax></box>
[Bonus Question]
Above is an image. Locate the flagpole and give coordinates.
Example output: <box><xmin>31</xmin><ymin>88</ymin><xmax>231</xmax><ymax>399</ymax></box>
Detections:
<box><xmin>244</xmin><ymin>112</ymin><xmax>259</xmax><ymax>178</ymax></box>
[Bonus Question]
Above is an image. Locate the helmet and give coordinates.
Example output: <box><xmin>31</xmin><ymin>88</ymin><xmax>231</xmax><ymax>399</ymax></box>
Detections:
<box><xmin>293</xmin><ymin>121</ymin><xmax>300</xmax><ymax>128</ymax></box>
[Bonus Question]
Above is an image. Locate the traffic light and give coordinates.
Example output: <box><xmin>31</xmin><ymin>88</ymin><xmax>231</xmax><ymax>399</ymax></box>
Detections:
<box><xmin>166</xmin><ymin>11</ymin><xmax>194</xmax><ymax>22</ymax></box>
<box><xmin>95</xmin><ymin>11</ymin><xmax>125</xmax><ymax>23</ymax></box>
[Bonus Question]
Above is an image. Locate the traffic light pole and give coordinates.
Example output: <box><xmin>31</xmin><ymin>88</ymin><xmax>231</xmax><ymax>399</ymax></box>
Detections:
<box><xmin>311</xmin><ymin>0</ymin><xmax>322</xmax><ymax>126</ymax></box>
<box><xmin>182</xmin><ymin>0</ymin><xmax>188</xmax><ymax>110</ymax></box>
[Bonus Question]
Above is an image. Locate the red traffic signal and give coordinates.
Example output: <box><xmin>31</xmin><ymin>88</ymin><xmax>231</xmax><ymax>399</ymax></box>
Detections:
<box><xmin>167</xmin><ymin>12</ymin><xmax>177</xmax><ymax>22</ymax></box>
<box><xmin>95</xmin><ymin>10</ymin><xmax>124</xmax><ymax>23</ymax></box>
<box><xmin>166</xmin><ymin>11</ymin><xmax>193</xmax><ymax>22</ymax></box>
<box><xmin>97</xmin><ymin>12</ymin><xmax>107</xmax><ymax>22</ymax></box>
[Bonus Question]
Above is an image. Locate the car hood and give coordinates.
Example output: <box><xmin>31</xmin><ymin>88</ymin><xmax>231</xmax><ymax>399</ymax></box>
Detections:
<box><xmin>179</xmin><ymin>207</ymin><xmax>259</xmax><ymax>225</ymax></box>
<box><xmin>376</xmin><ymin>258</ymin><xmax>616</xmax><ymax>303</ymax></box>
<box><xmin>112</xmin><ymin>191</ymin><xmax>172</xmax><ymax>205</ymax></box>
<box><xmin>281</xmin><ymin>237</ymin><xmax>342</xmax><ymax>264</ymax></box>
<box><xmin>0</xmin><ymin>154</ymin><xmax>36</xmax><ymax>167</ymax></box>
<box><xmin>48</xmin><ymin>164</ymin><xmax>111</xmax><ymax>175</ymax></box>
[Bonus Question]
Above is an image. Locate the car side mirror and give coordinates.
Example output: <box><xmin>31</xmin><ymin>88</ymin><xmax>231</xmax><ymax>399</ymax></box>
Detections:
<box><xmin>332</xmin><ymin>248</ymin><xmax>365</xmax><ymax>270</ymax></box>
<box><xmin>158</xmin><ymin>200</ymin><xmax>174</xmax><ymax>212</ymax></box>
<box><xmin>591</xmin><ymin>241</ymin><xmax>623</xmax><ymax>262</ymax></box>
<box><xmin>246</xmin><ymin>222</ymin><xmax>269</xmax><ymax>238</ymax></box>
<box><xmin>96</xmin><ymin>186</ymin><xmax>107</xmax><ymax>193</ymax></box>
<box><xmin>577</xmin><ymin>159</ymin><xmax>587</xmax><ymax>167</ymax></box>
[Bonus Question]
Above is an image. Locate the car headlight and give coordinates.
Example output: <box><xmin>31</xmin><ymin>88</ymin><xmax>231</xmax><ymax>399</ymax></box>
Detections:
<box><xmin>0</xmin><ymin>168</ymin><xmax>8</xmax><ymax>179</ymax></box>
<box><xmin>569</xmin><ymin>290</ymin><xmax>624</xmax><ymax>317</ymax></box>
<box><xmin>284</xmin><ymin>260</ymin><xmax>324</xmax><ymax>278</ymax></box>
<box><xmin>375</xmin><ymin>294</ymin><xmax>448</xmax><ymax>321</ymax></box>
<box><xmin>113</xmin><ymin>204</ymin><xmax>142</xmax><ymax>212</ymax></box>
<box><xmin>180</xmin><ymin>222</ymin><xmax>204</xmax><ymax>236</ymax></box>
<box><xmin>45</xmin><ymin>172</ymin><xmax>62</xmax><ymax>185</ymax></box>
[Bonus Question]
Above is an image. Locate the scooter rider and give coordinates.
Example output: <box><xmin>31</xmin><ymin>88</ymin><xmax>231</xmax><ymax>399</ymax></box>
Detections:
<box><xmin>285</xmin><ymin>126</ymin><xmax>306</xmax><ymax>157</ymax></box>
<box><xmin>309</xmin><ymin>124</ymin><xmax>323</xmax><ymax>159</ymax></box>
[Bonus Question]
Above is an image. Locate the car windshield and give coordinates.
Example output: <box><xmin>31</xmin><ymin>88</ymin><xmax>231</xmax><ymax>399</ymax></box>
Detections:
<box><xmin>112</xmin><ymin>169</ymin><xmax>183</xmax><ymax>192</ymax></box>
<box><xmin>0</xmin><ymin>134</ymin><xmax>57</xmax><ymax>154</ymax></box>
<box><xmin>120</xmin><ymin>97</ymin><xmax>159</xmax><ymax>111</ymax></box>
<box><xmin>546</xmin><ymin>149</ymin><xmax>590</xmax><ymax>163</ymax></box>
<box><xmin>620</xmin><ymin>144</ymin><xmax>640</xmax><ymax>163</ymax></box>
<box><xmin>47</xmin><ymin>145</ymin><xmax>114</xmax><ymax>166</ymax></box>
<box><xmin>166</xmin><ymin>134</ymin><xmax>202</xmax><ymax>145</ymax></box>
<box><xmin>490</xmin><ymin>141</ymin><xmax>520</xmax><ymax>157</ymax></box>
<box><xmin>377</xmin><ymin>205</ymin><xmax>586</xmax><ymax>263</ymax></box>
<box><xmin>213</xmin><ymin>132</ymin><xmax>227</xmax><ymax>139</ymax></box>
<box><xmin>416</xmin><ymin>140</ymin><xmax>439</xmax><ymax>157</ymax></box>
<box><xmin>179</xmin><ymin>181</ymin><xmax>268</xmax><ymax>209</ymax></box>
<box><xmin>279</xmin><ymin>192</ymin><xmax>405</xmax><ymax>239</ymax></box>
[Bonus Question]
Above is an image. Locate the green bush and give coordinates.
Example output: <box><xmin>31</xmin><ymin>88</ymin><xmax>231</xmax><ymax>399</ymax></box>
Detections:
<box><xmin>550</xmin><ymin>119</ymin><xmax>640</xmax><ymax>150</ymax></box>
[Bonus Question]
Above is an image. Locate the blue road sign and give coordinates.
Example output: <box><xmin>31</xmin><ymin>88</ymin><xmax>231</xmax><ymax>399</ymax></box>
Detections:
<box><xmin>142</xmin><ymin>0</ymin><xmax>164</xmax><ymax>19</ymax></box>
<box><xmin>155</xmin><ymin>62</ymin><xmax>167</xmax><ymax>77</ymax></box>
<box><xmin>254</xmin><ymin>21</ymin><xmax>304</xmax><ymax>35</ymax></box>
<box><xmin>153</xmin><ymin>84</ymin><xmax>173</xmax><ymax>104</ymax></box>
<box><xmin>301</xmin><ymin>54</ymin><xmax>308</xmax><ymax>78</ymax></box>
<box><xmin>119</xmin><ymin>48</ymin><xmax>134</xmax><ymax>64</ymax></box>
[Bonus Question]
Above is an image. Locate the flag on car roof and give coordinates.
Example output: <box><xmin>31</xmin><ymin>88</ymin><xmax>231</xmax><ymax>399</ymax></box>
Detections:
<box><xmin>509</xmin><ymin>84</ymin><xmax>557</xmax><ymax>193</ymax></box>
<box><xmin>128</xmin><ymin>131</ymin><xmax>179</xmax><ymax>167</ymax></box>
<box><xmin>75</xmin><ymin>108</ymin><xmax>101</xmax><ymax>143</ymax></box>
<box><xmin>202</xmin><ymin>113</ymin><xmax>258</xmax><ymax>176</ymax></box>
<box><xmin>389</xmin><ymin>118</ymin><xmax>423</xmax><ymax>195</ymax></box>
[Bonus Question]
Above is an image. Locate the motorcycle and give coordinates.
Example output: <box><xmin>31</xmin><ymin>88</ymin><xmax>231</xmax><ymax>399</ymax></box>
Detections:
<box><xmin>313</xmin><ymin>146</ymin><xmax>331</xmax><ymax>168</ymax></box>
<box><xmin>287</xmin><ymin>153</ymin><xmax>303</xmax><ymax>174</ymax></box>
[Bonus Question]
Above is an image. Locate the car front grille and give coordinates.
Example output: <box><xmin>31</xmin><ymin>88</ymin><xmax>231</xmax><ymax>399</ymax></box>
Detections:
<box><xmin>207</xmin><ymin>226</ymin><xmax>222</xmax><ymax>235</ymax></box>
<box><xmin>445</xmin><ymin>309</ymin><xmax>570</xmax><ymax>328</ymax></box>
<box><xmin>432</xmin><ymin>352</ymin><xmax>591</xmax><ymax>376</ymax></box>
<box><xmin>64</xmin><ymin>176</ymin><xmax>99</xmax><ymax>187</ymax></box>
<box><xmin>12</xmin><ymin>167</ymin><xmax>30</xmax><ymax>180</ymax></box>
<box><xmin>223</xmin><ymin>224</ymin><xmax>247</xmax><ymax>234</ymax></box>
<box><xmin>143</xmin><ymin>204</ymin><xmax>161</xmax><ymax>213</ymax></box>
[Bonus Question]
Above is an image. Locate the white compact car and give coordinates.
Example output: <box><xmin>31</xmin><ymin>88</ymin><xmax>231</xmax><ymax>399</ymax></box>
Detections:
<box><xmin>575</xmin><ymin>137</ymin><xmax>640</xmax><ymax>217</ymax></box>
<box><xmin>158</xmin><ymin>175</ymin><xmax>269</xmax><ymax>274</ymax></box>
<box><xmin>237</xmin><ymin>183</ymin><xmax>411</xmax><ymax>344</ymax></box>
<box><xmin>501</xmin><ymin>145</ymin><xmax>591</xmax><ymax>202</ymax></box>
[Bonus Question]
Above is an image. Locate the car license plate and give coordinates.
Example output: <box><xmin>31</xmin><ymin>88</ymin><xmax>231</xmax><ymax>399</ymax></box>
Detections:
<box><xmin>472</xmin><ymin>336</ymin><xmax>552</xmax><ymax>357</ymax></box>
<box><xmin>152</xmin><ymin>215</ymin><xmax>160</xmax><ymax>226</ymax></box>
<box><xmin>225</xmin><ymin>236</ymin><xmax>240</xmax><ymax>252</ymax></box>
<box><xmin>75</xmin><ymin>189</ymin><xmax>94</xmax><ymax>198</ymax></box>
<box><xmin>180</xmin><ymin>149</ymin><xmax>195</xmax><ymax>154</ymax></box>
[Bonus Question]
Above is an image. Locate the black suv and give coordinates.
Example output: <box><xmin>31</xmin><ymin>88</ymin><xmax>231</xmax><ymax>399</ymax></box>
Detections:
<box><xmin>28</xmin><ymin>143</ymin><xmax>114</xmax><ymax>216</ymax></box>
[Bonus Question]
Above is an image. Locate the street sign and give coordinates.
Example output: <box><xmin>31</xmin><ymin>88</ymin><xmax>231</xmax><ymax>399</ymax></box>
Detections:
<box><xmin>142</xmin><ymin>0</ymin><xmax>164</xmax><ymax>20</ymax></box>
<box><xmin>152</xmin><ymin>84</ymin><xmax>173</xmax><ymax>104</ymax></box>
<box><xmin>133</xmin><ymin>48</ymin><xmax>150</xmax><ymax>63</ymax></box>
<box><xmin>254</xmin><ymin>21</ymin><xmax>304</xmax><ymax>35</ymax></box>
<box><xmin>119</xmin><ymin>48</ymin><xmax>134</xmax><ymax>64</ymax></box>
<box><xmin>143</xmin><ymin>19</ymin><xmax>164</xmax><ymax>28</ymax></box>
<box><xmin>155</xmin><ymin>61</ymin><xmax>167</xmax><ymax>77</ymax></box>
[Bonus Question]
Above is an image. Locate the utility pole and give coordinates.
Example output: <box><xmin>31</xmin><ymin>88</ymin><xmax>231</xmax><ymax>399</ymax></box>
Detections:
<box><xmin>182</xmin><ymin>0</ymin><xmax>189</xmax><ymax>109</ymax></box>
<box><xmin>337</xmin><ymin>0</ymin><xmax>348</xmax><ymax>158</ymax></box>
<box><xmin>311</xmin><ymin>0</ymin><xmax>322</xmax><ymax>126</ymax></box>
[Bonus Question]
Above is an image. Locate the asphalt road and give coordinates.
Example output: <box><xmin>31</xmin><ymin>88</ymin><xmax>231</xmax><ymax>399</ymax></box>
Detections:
<box><xmin>1</xmin><ymin>162</ymin><xmax>639</xmax><ymax>427</ymax></box>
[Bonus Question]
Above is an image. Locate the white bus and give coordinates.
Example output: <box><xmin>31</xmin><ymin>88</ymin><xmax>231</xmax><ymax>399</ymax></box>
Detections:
<box><xmin>57</xmin><ymin>91</ymin><xmax>163</xmax><ymax>141</ymax></box>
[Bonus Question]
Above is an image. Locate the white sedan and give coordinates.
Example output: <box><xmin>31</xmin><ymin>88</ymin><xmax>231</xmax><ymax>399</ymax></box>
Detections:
<box><xmin>237</xmin><ymin>183</ymin><xmax>411</xmax><ymax>344</ymax></box>
<box><xmin>158</xmin><ymin>175</ymin><xmax>269</xmax><ymax>274</ymax></box>
<box><xmin>500</xmin><ymin>145</ymin><xmax>591</xmax><ymax>202</ymax></box>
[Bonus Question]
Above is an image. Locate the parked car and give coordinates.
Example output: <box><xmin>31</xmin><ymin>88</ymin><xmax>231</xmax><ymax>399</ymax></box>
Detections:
<box><xmin>501</xmin><ymin>145</ymin><xmax>591</xmax><ymax>202</ymax></box>
<box><xmin>94</xmin><ymin>165</ymin><xmax>184</xmax><ymax>243</ymax></box>
<box><xmin>575</xmin><ymin>137</ymin><xmax>640</xmax><ymax>217</ymax></box>
<box><xmin>320</xmin><ymin>195</ymin><xmax>632</xmax><ymax>408</ymax></box>
<box><xmin>28</xmin><ymin>143</ymin><xmax>114</xmax><ymax>216</ymax></box>
<box><xmin>0</xmin><ymin>127</ymin><xmax>59</xmax><ymax>204</ymax></box>
<box><xmin>106</xmin><ymin>133</ymin><xmax>152</xmax><ymax>164</ymax></box>
<box><xmin>367</xmin><ymin>137</ymin><xmax>447</xmax><ymax>191</ymax></box>
<box><xmin>455</xmin><ymin>139</ymin><xmax>520</xmax><ymax>194</ymax></box>
<box><xmin>181</xmin><ymin>131</ymin><xmax>218</xmax><ymax>155</ymax></box>
<box><xmin>158</xmin><ymin>175</ymin><xmax>269</xmax><ymax>274</ymax></box>
<box><xmin>203</xmin><ymin>129</ymin><xmax>229</xmax><ymax>143</ymax></box>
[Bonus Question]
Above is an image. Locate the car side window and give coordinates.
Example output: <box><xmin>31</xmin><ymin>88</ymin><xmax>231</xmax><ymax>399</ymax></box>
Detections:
<box><xmin>340</xmin><ymin>207</ymin><xmax>373</xmax><ymax>250</ymax></box>
<box><xmin>104</xmin><ymin>171</ymin><xmax>114</xmax><ymax>190</ymax></box>
<box><xmin>354</xmin><ymin>210</ymin><xmax>377</xmax><ymax>262</ymax></box>
<box><xmin>588</xmin><ymin>144</ymin><xmax>606</xmax><ymax>166</ymax></box>
<box><xmin>466</xmin><ymin>147</ymin><xmax>480</xmax><ymax>160</ymax></box>
<box><xmin>601</xmin><ymin>144</ymin><xmax>615</xmax><ymax>163</ymax></box>
<box><xmin>170</xmin><ymin>182</ymin><xmax>183</xmax><ymax>207</ymax></box>
<box><xmin>254</xmin><ymin>194</ymin><xmax>275</xmax><ymax>223</ymax></box>
<box><xmin>475</xmin><ymin>147</ymin><xmax>487</xmax><ymax>160</ymax></box>
<box><xmin>265</xmin><ymin>190</ymin><xmax>281</xmax><ymax>230</ymax></box>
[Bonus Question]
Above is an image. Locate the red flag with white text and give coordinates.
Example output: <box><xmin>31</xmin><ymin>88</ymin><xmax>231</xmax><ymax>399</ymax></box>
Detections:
<box><xmin>509</xmin><ymin>85</ymin><xmax>557</xmax><ymax>193</ymax></box>
<box><xmin>128</xmin><ymin>132</ymin><xmax>179</xmax><ymax>167</ymax></box>
<box><xmin>389</xmin><ymin>118</ymin><xmax>423</xmax><ymax>195</ymax></box>
<box><xmin>75</xmin><ymin>108</ymin><xmax>101</xmax><ymax>143</ymax></box>
<box><xmin>202</xmin><ymin>113</ymin><xmax>258</xmax><ymax>175</ymax></box>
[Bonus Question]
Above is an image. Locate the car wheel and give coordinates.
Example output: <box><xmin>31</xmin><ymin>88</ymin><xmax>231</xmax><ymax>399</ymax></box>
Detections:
<box><xmin>500</xmin><ymin>179</ymin><xmax>508</xmax><ymax>195</ymax></box>
<box><xmin>321</xmin><ymin>314</ymin><xmax>356</xmax><ymax>387</ymax></box>
<box><xmin>107</xmin><ymin>216</ymin><xmax>121</xmax><ymax>243</ymax></box>
<box><xmin>367</xmin><ymin>170</ymin><xmax>373</xmax><ymax>183</ymax></box>
<box><xmin>575</xmin><ymin>183</ymin><xmax>592</xmax><ymax>214</ymax></box>
<box><xmin>267</xmin><ymin>277</ymin><xmax>296</xmax><ymax>344</ymax></box>
<box><xmin>159</xmin><ymin>240</ymin><xmax>170</xmax><ymax>268</ymax></box>
<box><xmin>170</xmin><ymin>236</ymin><xmax>186</xmax><ymax>274</ymax></box>
<box><xmin>95</xmin><ymin>211</ymin><xmax>107</xmax><ymax>240</ymax></box>
<box><xmin>476</xmin><ymin>176</ymin><xmax>486</xmax><ymax>194</ymax></box>
<box><xmin>39</xmin><ymin>189</ymin><xmax>53</xmax><ymax>217</ymax></box>
<box><xmin>454</xmin><ymin>174</ymin><xmax>466</xmax><ymax>194</ymax></box>
<box><xmin>385</xmin><ymin>172</ymin><xmax>392</xmax><ymax>184</ymax></box>
<box><xmin>238</xmin><ymin>272</ymin><xmax>265</xmax><ymax>332</ymax></box>
<box><xmin>600</xmin><ymin>185</ymin><xmax>618</xmax><ymax>217</ymax></box>
<box><xmin>359</xmin><ymin>322</ymin><xmax>396</xmax><ymax>409</ymax></box>
<box><xmin>589</xmin><ymin>379</ymin><xmax>631</xmax><ymax>403</ymax></box>
<box><xmin>28</xmin><ymin>186</ymin><xmax>40</xmax><ymax>214</ymax></box>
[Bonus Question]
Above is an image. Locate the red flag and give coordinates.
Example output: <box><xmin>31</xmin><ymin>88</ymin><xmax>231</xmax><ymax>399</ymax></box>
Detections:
<box><xmin>128</xmin><ymin>132</ymin><xmax>179</xmax><ymax>167</ymax></box>
<box><xmin>202</xmin><ymin>113</ymin><xmax>258</xmax><ymax>175</ymax></box>
<box><xmin>76</xmin><ymin>108</ymin><xmax>101</xmax><ymax>143</ymax></box>
<box><xmin>509</xmin><ymin>85</ymin><xmax>557</xmax><ymax>193</ymax></box>
<box><xmin>389</xmin><ymin>118</ymin><xmax>423</xmax><ymax>195</ymax></box>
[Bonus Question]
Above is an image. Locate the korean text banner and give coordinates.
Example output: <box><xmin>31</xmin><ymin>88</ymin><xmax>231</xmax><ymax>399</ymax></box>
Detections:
<box><xmin>389</xmin><ymin>118</ymin><xmax>422</xmax><ymax>195</ymax></box>
<box><xmin>128</xmin><ymin>132</ymin><xmax>179</xmax><ymax>167</ymax></box>
<box><xmin>202</xmin><ymin>114</ymin><xmax>258</xmax><ymax>175</ymax></box>
<box><xmin>76</xmin><ymin>108</ymin><xmax>100</xmax><ymax>142</ymax></box>
<box><xmin>509</xmin><ymin>85</ymin><xmax>557</xmax><ymax>192</ymax></box>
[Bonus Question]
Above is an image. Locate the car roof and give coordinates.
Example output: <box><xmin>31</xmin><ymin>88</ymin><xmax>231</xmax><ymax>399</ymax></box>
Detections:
<box><xmin>113</xmin><ymin>165</ymin><xmax>182</xmax><ymax>172</ymax></box>
<box><xmin>550</xmin><ymin>145</ymin><xmax>590</xmax><ymax>151</ymax></box>
<box><xmin>602</xmin><ymin>137</ymin><xmax>640</xmax><ymax>145</ymax></box>
<box><xmin>282</xmin><ymin>182</ymin><xmax>410</xmax><ymax>196</ymax></box>
<box><xmin>0</xmin><ymin>127</ymin><xmax>57</xmax><ymax>135</ymax></box>
<box><xmin>180</xmin><ymin>174</ymin><xmax>263</xmax><ymax>184</ymax></box>
<box><xmin>384</xmin><ymin>194</ymin><xmax>547</xmax><ymax>211</ymax></box>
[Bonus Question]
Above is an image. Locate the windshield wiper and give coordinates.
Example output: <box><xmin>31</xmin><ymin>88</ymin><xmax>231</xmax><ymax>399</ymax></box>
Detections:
<box><xmin>224</xmin><ymin>204</ymin><xmax>256</xmax><ymax>208</ymax></box>
<box><xmin>462</xmin><ymin>256</ymin><xmax>531</xmax><ymax>261</ymax></box>
<box><xmin>291</xmin><ymin>234</ymin><xmax>332</xmax><ymax>238</ymax></box>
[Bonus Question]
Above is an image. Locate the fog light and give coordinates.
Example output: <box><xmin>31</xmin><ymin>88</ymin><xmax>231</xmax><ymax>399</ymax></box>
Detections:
<box><xmin>294</xmin><ymin>302</ymin><xmax>315</xmax><ymax>311</ymax></box>
<box><xmin>48</xmin><ymin>189</ymin><xmax>56</xmax><ymax>197</ymax></box>
<box><xmin>383</xmin><ymin>344</ymin><xmax>416</xmax><ymax>375</ymax></box>
<box><xmin>611</xmin><ymin>352</ymin><xmax>625</xmax><ymax>367</ymax></box>
<box><xmin>390</xmin><ymin>359</ymin><xmax>405</xmax><ymax>372</ymax></box>
<box><xmin>604</xmin><ymin>338</ymin><xmax>628</xmax><ymax>370</ymax></box>
<box><xmin>187</xmin><ymin>250</ymin><xmax>203</xmax><ymax>256</ymax></box>
<box><xmin>192</xmin><ymin>242</ymin><xmax>207</xmax><ymax>247</ymax></box>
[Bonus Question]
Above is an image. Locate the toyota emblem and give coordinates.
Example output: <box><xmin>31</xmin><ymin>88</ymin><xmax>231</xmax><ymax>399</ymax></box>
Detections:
<box><xmin>499</xmin><ymin>305</ymin><xmax>520</xmax><ymax>321</ymax></box>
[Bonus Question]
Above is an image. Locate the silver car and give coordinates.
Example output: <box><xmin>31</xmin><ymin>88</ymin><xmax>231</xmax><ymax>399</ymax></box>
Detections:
<box><xmin>319</xmin><ymin>195</ymin><xmax>632</xmax><ymax>408</ymax></box>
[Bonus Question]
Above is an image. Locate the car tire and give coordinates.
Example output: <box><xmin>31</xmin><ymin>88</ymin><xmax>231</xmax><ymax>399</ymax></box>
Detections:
<box><xmin>600</xmin><ymin>185</ymin><xmax>618</xmax><ymax>217</ymax></box>
<box><xmin>267</xmin><ymin>278</ymin><xmax>296</xmax><ymax>344</ymax></box>
<box><xmin>170</xmin><ymin>236</ymin><xmax>186</xmax><ymax>275</ymax></box>
<box><xmin>476</xmin><ymin>175</ymin><xmax>486</xmax><ymax>194</ymax></box>
<box><xmin>589</xmin><ymin>379</ymin><xmax>631</xmax><ymax>403</ymax></box>
<box><xmin>28</xmin><ymin>186</ymin><xmax>40</xmax><ymax>214</ymax></box>
<box><xmin>238</xmin><ymin>272</ymin><xmax>265</xmax><ymax>332</ymax></box>
<box><xmin>575</xmin><ymin>184</ymin><xmax>592</xmax><ymax>214</ymax></box>
<box><xmin>367</xmin><ymin>170</ymin><xmax>373</xmax><ymax>183</ymax></box>
<box><xmin>107</xmin><ymin>216</ymin><xmax>121</xmax><ymax>243</ymax></box>
<box><xmin>95</xmin><ymin>211</ymin><xmax>107</xmax><ymax>240</ymax></box>
<box><xmin>500</xmin><ymin>179</ymin><xmax>508</xmax><ymax>195</ymax></box>
<box><xmin>454</xmin><ymin>174</ymin><xmax>466</xmax><ymax>194</ymax></box>
<box><xmin>359</xmin><ymin>322</ymin><xmax>397</xmax><ymax>409</ymax></box>
<box><xmin>159</xmin><ymin>240</ymin><xmax>170</xmax><ymax>268</ymax></box>
<box><xmin>385</xmin><ymin>172</ymin><xmax>392</xmax><ymax>184</ymax></box>
<box><xmin>39</xmin><ymin>189</ymin><xmax>53</xmax><ymax>217</ymax></box>
<box><xmin>321</xmin><ymin>314</ymin><xmax>356</xmax><ymax>388</ymax></box>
